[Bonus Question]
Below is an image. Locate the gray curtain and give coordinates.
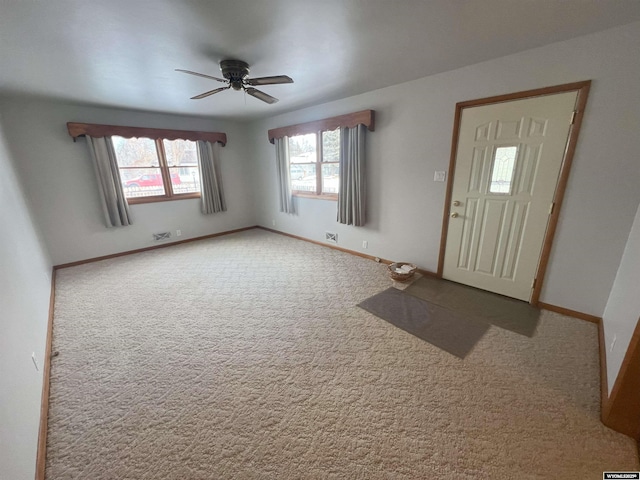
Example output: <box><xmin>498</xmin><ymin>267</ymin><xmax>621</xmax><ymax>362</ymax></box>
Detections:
<box><xmin>197</xmin><ymin>140</ymin><xmax>226</xmax><ymax>214</ymax></box>
<box><xmin>275</xmin><ymin>136</ymin><xmax>295</xmax><ymax>214</ymax></box>
<box><xmin>86</xmin><ymin>136</ymin><xmax>132</xmax><ymax>227</ymax></box>
<box><xmin>337</xmin><ymin>124</ymin><xmax>366</xmax><ymax>226</ymax></box>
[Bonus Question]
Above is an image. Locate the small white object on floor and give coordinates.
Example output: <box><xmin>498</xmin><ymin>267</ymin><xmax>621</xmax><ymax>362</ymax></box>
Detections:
<box><xmin>392</xmin><ymin>272</ymin><xmax>423</xmax><ymax>290</ymax></box>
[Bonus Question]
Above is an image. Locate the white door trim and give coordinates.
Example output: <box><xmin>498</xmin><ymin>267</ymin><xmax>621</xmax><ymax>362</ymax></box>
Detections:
<box><xmin>437</xmin><ymin>81</ymin><xmax>591</xmax><ymax>305</ymax></box>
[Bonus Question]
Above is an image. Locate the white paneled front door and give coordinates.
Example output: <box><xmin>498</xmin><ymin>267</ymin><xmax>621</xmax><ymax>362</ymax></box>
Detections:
<box><xmin>443</xmin><ymin>91</ymin><xmax>578</xmax><ymax>301</ymax></box>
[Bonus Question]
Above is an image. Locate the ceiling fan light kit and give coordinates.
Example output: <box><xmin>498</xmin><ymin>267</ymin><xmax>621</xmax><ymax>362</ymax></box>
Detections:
<box><xmin>176</xmin><ymin>59</ymin><xmax>293</xmax><ymax>104</ymax></box>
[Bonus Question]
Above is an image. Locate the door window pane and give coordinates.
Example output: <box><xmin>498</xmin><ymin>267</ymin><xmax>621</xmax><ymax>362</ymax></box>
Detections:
<box><xmin>489</xmin><ymin>146</ymin><xmax>518</xmax><ymax>194</ymax></box>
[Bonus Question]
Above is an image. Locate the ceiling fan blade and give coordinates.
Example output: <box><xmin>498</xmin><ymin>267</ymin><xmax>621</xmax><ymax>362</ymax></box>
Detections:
<box><xmin>245</xmin><ymin>75</ymin><xmax>294</xmax><ymax>86</ymax></box>
<box><xmin>190</xmin><ymin>86</ymin><xmax>230</xmax><ymax>100</ymax></box>
<box><xmin>245</xmin><ymin>87</ymin><xmax>279</xmax><ymax>104</ymax></box>
<box><xmin>176</xmin><ymin>69</ymin><xmax>227</xmax><ymax>83</ymax></box>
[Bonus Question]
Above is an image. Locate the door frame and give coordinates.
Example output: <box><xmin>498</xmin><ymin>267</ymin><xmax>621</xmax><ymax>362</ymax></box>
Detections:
<box><xmin>601</xmin><ymin>317</ymin><xmax>640</xmax><ymax>440</ymax></box>
<box><xmin>437</xmin><ymin>81</ymin><xmax>591</xmax><ymax>305</ymax></box>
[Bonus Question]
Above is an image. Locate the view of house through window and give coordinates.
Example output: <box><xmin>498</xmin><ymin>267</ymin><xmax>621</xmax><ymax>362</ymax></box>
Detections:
<box><xmin>288</xmin><ymin>128</ymin><xmax>340</xmax><ymax>196</ymax></box>
<box><xmin>112</xmin><ymin>136</ymin><xmax>200</xmax><ymax>202</ymax></box>
<box><xmin>162</xmin><ymin>139</ymin><xmax>201</xmax><ymax>194</ymax></box>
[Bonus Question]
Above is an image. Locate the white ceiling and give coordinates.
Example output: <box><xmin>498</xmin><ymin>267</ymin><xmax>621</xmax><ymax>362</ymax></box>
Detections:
<box><xmin>1</xmin><ymin>0</ymin><xmax>639</xmax><ymax>120</ymax></box>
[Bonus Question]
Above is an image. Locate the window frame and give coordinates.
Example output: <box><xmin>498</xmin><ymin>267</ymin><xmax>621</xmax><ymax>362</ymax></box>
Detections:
<box><xmin>288</xmin><ymin>130</ymin><xmax>340</xmax><ymax>200</ymax></box>
<box><xmin>67</xmin><ymin>122</ymin><xmax>227</xmax><ymax>205</ymax></box>
<box><xmin>115</xmin><ymin>137</ymin><xmax>200</xmax><ymax>205</ymax></box>
<box><xmin>268</xmin><ymin>110</ymin><xmax>375</xmax><ymax>201</ymax></box>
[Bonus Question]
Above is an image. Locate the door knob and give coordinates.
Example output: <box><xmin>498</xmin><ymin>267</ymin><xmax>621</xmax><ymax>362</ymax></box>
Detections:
<box><xmin>452</xmin><ymin>200</ymin><xmax>461</xmax><ymax>206</ymax></box>
<box><xmin>451</xmin><ymin>212</ymin><xmax>459</xmax><ymax>218</ymax></box>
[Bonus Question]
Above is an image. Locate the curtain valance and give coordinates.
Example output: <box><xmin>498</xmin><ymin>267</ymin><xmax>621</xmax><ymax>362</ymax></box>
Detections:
<box><xmin>67</xmin><ymin>122</ymin><xmax>227</xmax><ymax>146</ymax></box>
<box><xmin>267</xmin><ymin>110</ymin><xmax>374</xmax><ymax>144</ymax></box>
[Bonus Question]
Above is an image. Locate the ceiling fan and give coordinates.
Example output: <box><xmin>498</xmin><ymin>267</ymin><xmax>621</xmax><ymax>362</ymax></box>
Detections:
<box><xmin>176</xmin><ymin>59</ymin><xmax>293</xmax><ymax>104</ymax></box>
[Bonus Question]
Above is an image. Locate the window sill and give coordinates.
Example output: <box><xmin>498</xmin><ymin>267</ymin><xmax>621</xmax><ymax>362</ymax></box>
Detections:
<box><xmin>127</xmin><ymin>193</ymin><xmax>201</xmax><ymax>205</ymax></box>
<box><xmin>292</xmin><ymin>192</ymin><xmax>338</xmax><ymax>201</ymax></box>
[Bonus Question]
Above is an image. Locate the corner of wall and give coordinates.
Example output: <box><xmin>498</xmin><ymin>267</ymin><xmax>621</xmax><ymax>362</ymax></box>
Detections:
<box><xmin>0</xmin><ymin>105</ymin><xmax>54</xmax><ymax>480</ymax></box>
<box><xmin>602</xmin><ymin>200</ymin><xmax>640</xmax><ymax>394</ymax></box>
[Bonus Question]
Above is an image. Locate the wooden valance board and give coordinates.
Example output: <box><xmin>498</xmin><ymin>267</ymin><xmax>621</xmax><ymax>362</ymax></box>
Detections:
<box><xmin>67</xmin><ymin>122</ymin><xmax>227</xmax><ymax>146</ymax></box>
<box><xmin>267</xmin><ymin>110</ymin><xmax>375</xmax><ymax>144</ymax></box>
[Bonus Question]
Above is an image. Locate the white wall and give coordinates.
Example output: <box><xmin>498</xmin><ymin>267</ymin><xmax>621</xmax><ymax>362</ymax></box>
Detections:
<box><xmin>0</xmin><ymin>113</ymin><xmax>52</xmax><ymax>479</ymax></box>
<box><xmin>249</xmin><ymin>21</ymin><xmax>640</xmax><ymax>317</ymax></box>
<box><xmin>0</xmin><ymin>97</ymin><xmax>257</xmax><ymax>265</ymax></box>
<box><xmin>603</xmin><ymin>202</ymin><xmax>640</xmax><ymax>394</ymax></box>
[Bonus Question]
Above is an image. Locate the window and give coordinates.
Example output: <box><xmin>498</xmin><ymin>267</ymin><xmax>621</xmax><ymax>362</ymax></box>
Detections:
<box><xmin>267</xmin><ymin>110</ymin><xmax>374</xmax><ymax>203</ymax></box>
<box><xmin>67</xmin><ymin>123</ymin><xmax>227</xmax><ymax>206</ymax></box>
<box><xmin>112</xmin><ymin>136</ymin><xmax>200</xmax><ymax>203</ymax></box>
<box><xmin>489</xmin><ymin>145</ymin><xmax>518</xmax><ymax>194</ymax></box>
<box><xmin>288</xmin><ymin>128</ymin><xmax>340</xmax><ymax>197</ymax></box>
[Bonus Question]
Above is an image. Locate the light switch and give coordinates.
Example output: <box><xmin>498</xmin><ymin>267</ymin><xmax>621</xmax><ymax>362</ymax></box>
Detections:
<box><xmin>434</xmin><ymin>171</ymin><xmax>446</xmax><ymax>182</ymax></box>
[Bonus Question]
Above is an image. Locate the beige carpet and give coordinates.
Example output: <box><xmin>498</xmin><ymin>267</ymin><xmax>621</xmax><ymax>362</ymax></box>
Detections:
<box><xmin>47</xmin><ymin>229</ymin><xmax>638</xmax><ymax>479</ymax></box>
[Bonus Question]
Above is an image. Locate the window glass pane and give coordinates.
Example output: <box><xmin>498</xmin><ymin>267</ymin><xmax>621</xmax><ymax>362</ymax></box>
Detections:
<box><xmin>489</xmin><ymin>146</ymin><xmax>518</xmax><ymax>194</ymax></box>
<box><xmin>163</xmin><ymin>140</ymin><xmax>200</xmax><ymax>194</ymax></box>
<box><xmin>322</xmin><ymin>129</ymin><xmax>340</xmax><ymax>163</ymax></box>
<box><xmin>170</xmin><ymin>167</ymin><xmax>200</xmax><ymax>194</ymax></box>
<box><xmin>112</xmin><ymin>136</ymin><xmax>159</xmax><ymax>167</ymax></box>
<box><xmin>321</xmin><ymin>163</ymin><xmax>339</xmax><ymax>194</ymax></box>
<box><xmin>162</xmin><ymin>139</ymin><xmax>198</xmax><ymax>167</ymax></box>
<box><xmin>288</xmin><ymin>133</ymin><xmax>317</xmax><ymax>164</ymax></box>
<box><xmin>291</xmin><ymin>164</ymin><xmax>316</xmax><ymax>192</ymax></box>
<box><xmin>121</xmin><ymin>168</ymin><xmax>165</xmax><ymax>198</ymax></box>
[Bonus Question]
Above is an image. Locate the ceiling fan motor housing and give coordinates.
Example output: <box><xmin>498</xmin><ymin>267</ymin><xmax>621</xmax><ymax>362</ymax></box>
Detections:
<box><xmin>220</xmin><ymin>59</ymin><xmax>250</xmax><ymax>90</ymax></box>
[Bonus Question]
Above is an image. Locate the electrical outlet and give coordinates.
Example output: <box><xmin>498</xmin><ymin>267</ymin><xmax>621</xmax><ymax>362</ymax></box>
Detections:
<box><xmin>176</xmin><ymin>230</ymin><xmax>182</xmax><ymax>237</ymax></box>
<box><xmin>31</xmin><ymin>352</ymin><xmax>39</xmax><ymax>371</ymax></box>
<box><xmin>434</xmin><ymin>171</ymin><xmax>446</xmax><ymax>182</ymax></box>
<box><xmin>362</xmin><ymin>240</ymin><xmax>368</xmax><ymax>249</ymax></box>
<box><xmin>610</xmin><ymin>334</ymin><xmax>617</xmax><ymax>353</ymax></box>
